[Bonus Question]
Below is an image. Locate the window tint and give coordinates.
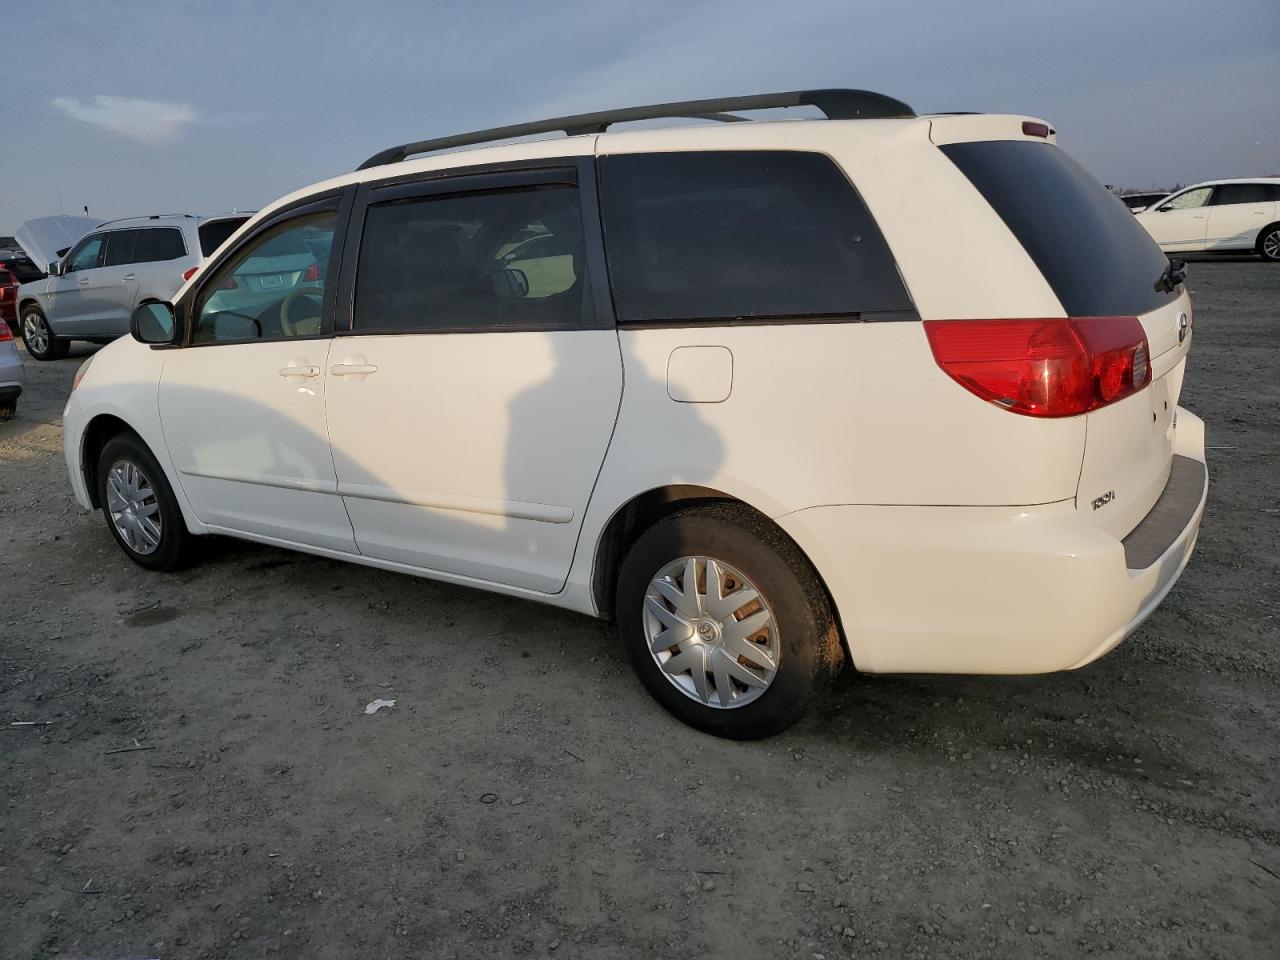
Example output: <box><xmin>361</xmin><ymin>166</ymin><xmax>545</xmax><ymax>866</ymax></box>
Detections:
<box><xmin>103</xmin><ymin>229</ymin><xmax>138</xmax><ymax>267</ymax></box>
<box><xmin>65</xmin><ymin>234</ymin><xmax>105</xmax><ymax>273</ymax></box>
<box><xmin>1265</xmin><ymin>184</ymin><xmax>1280</xmax><ymax>202</ymax></box>
<box><xmin>353</xmin><ymin>186</ymin><xmax>587</xmax><ymax>332</ymax></box>
<box><xmin>193</xmin><ymin>212</ymin><xmax>336</xmax><ymax>345</ymax></box>
<box><xmin>133</xmin><ymin>227</ymin><xmax>187</xmax><ymax>263</ymax></box>
<box><xmin>941</xmin><ymin>140</ymin><xmax>1176</xmax><ymax>316</ymax></box>
<box><xmin>1210</xmin><ymin>183</ymin><xmax>1268</xmax><ymax>205</ymax></box>
<box><xmin>198</xmin><ymin>218</ymin><xmax>249</xmax><ymax>257</ymax></box>
<box><xmin>1166</xmin><ymin>187</ymin><xmax>1212</xmax><ymax>210</ymax></box>
<box><xmin>598</xmin><ymin>152</ymin><xmax>913</xmax><ymax>323</ymax></box>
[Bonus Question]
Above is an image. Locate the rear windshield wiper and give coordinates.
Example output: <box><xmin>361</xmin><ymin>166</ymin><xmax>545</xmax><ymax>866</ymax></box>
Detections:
<box><xmin>1156</xmin><ymin>257</ymin><xmax>1188</xmax><ymax>293</ymax></box>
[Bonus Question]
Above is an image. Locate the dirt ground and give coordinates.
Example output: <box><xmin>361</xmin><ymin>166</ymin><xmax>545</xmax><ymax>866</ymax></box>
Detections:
<box><xmin>1</xmin><ymin>257</ymin><xmax>1277</xmax><ymax>960</ymax></box>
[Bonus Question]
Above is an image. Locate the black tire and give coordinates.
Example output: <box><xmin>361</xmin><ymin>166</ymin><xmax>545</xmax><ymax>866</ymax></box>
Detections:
<box><xmin>0</xmin><ymin>403</ymin><xmax>14</xmax><ymax>422</ymax></box>
<box><xmin>616</xmin><ymin>503</ymin><xmax>844</xmax><ymax>739</ymax></box>
<box><xmin>20</xmin><ymin>305</ymin><xmax>68</xmax><ymax>361</ymax></box>
<box><xmin>1257</xmin><ymin>224</ymin><xmax>1280</xmax><ymax>263</ymax></box>
<box><xmin>96</xmin><ymin>432</ymin><xmax>196</xmax><ymax>571</ymax></box>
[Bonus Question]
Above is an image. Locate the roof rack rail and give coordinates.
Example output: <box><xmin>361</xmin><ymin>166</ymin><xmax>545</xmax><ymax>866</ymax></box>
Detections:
<box><xmin>357</xmin><ymin>88</ymin><xmax>915</xmax><ymax>171</ymax></box>
<box><xmin>94</xmin><ymin>213</ymin><xmax>198</xmax><ymax>229</ymax></box>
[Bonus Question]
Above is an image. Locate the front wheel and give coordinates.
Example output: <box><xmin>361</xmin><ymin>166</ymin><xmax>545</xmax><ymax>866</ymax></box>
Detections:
<box><xmin>20</xmin><ymin>306</ymin><xmax>68</xmax><ymax>361</ymax></box>
<box><xmin>97</xmin><ymin>433</ymin><xmax>196</xmax><ymax>571</ymax></box>
<box><xmin>1258</xmin><ymin>225</ymin><xmax>1280</xmax><ymax>263</ymax></box>
<box><xmin>616</xmin><ymin>504</ymin><xmax>844</xmax><ymax>739</ymax></box>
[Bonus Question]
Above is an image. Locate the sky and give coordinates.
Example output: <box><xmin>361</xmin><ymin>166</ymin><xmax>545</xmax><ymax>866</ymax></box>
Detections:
<box><xmin>4</xmin><ymin>0</ymin><xmax>1277</xmax><ymax>233</ymax></box>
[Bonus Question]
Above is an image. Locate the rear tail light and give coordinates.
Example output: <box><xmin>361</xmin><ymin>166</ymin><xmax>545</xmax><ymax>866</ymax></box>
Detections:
<box><xmin>182</xmin><ymin>266</ymin><xmax>199</xmax><ymax>282</ymax></box>
<box><xmin>303</xmin><ymin>262</ymin><xmax>320</xmax><ymax>282</ymax></box>
<box><xmin>0</xmin><ymin>322</ymin><xmax>12</xmax><ymax>342</ymax></box>
<box><xmin>924</xmin><ymin>317</ymin><xmax>1152</xmax><ymax>417</ymax></box>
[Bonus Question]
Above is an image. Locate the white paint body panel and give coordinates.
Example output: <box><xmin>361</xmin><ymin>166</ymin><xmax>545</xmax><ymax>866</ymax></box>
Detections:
<box><xmin>62</xmin><ymin>112</ymin><xmax>1209</xmax><ymax>677</ymax></box>
<box><xmin>157</xmin><ymin>339</ymin><xmax>357</xmax><ymax>552</ymax></box>
<box><xmin>325</xmin><ymin>330</ymin><xmax>622</xmax><ymax>592</ymax></box>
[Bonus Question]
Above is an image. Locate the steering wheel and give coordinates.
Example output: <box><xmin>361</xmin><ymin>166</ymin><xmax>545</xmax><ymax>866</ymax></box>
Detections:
<box><xmin>279</xmin><ymin>284</ymin><xmax>325</xmax><ymax>337</ymax></box>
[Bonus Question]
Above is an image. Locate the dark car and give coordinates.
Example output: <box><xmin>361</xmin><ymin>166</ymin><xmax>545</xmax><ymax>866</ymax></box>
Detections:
<box><xmin>0</xmin><ymin>247</ymin><xmax>46</xmax><ymax>283</ymax></box>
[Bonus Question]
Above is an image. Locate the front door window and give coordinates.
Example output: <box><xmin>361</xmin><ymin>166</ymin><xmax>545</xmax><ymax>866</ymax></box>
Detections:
<box><xmin>193</xmin><ymin>213</ymin><xmax>337</xmax><ymax>344</ymax></box>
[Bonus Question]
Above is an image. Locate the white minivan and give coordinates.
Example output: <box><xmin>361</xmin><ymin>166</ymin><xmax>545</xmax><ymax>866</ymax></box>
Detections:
<box><xmin>62</xmin><ymin>90</ymin><xmax>1208</xmax><ymax>738</ymax></box>
<box><xmin>1135</xmin><ymin>178</ymin><xmax>1280</xmax><ymax>260</ymax></box>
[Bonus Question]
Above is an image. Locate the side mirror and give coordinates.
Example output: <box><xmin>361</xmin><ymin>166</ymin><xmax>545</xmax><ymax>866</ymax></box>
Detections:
<box><xmin>1156</xmin><ymin>204</ymin><xmax>1173</xmax><ymax>213</ymax></box>
<box><xmin>490</xmin><ymin>267</ymin><xmax>529</xmax><ymax>300</ymax></box>
<box><xmin>131</xmin><ymin>301</ymin><xmax>181</xmax><ymax>345</ymax></box>
<box><xmin>48</xmin><ymin>261</ymin><xmax>62</xmax><ymax>277</ymax></box>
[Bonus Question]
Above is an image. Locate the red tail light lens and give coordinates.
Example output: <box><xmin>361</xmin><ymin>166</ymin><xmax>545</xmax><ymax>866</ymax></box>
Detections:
<box><xmin>303</xmin><ymin>263</ymin><xmax>320</xmax><ymax>282</ymax></box>
<box><xmin>1021</xmin><ymin>121</ymin><xmax>1052</xmax><ymax>138</ymax></box>
<box><xmin>0</xmin><ymin>322</ymin><xmax>12</xmax><ymax>342</ymax></box>
<box><xmin>924</xmin><ymin>317</ymin><xmax>1152</xmax><ymax>417</ymax></box>
<box><xmin>182</xmin><ymin>266</ymin><xmax>199</xmax><ymax>282</ymax></box>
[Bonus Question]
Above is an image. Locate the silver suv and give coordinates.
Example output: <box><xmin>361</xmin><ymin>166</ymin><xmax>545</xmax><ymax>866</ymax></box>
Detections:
<box><xmin>17</xmin><ymin>213</ymin><xmax>250</xmax><ymax>360</ymax></box>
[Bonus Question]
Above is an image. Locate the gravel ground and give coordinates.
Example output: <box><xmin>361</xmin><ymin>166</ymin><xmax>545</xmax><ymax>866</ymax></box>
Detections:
<box><xmin>1</xmin><ymin>258</ymin><xmax>1277</xmax><ymax>960</ymax></box>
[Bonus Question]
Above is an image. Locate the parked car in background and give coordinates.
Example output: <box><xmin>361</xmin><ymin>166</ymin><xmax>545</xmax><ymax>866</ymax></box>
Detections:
<box><xmin>16</xmin><ymin>213</ymin><xmax>252</xmax><ymax>360</ymax></box>
<box><xmin>62</xmin><ymin>90</ymin><xmax>1208</xmax><ymax>739</ymax></box>
<box><xmin>1135</xmin><ymin>178</ymin><xmax>1280</xmax><ymax>260</ymax></box>
<box><xmin>0</xmin><ymin>317</ymin><xmax>23</xmax><ymax>420</ymax></box>
<box><xmin>1118</xmin><ymin>191</ymin><xmax>1168</xmax><ymax>213</ymax></box>
<box><xmin>0</xmin><ymin>246</ymin><xmax>46</xmax><ymax>283</ymax></box>
<box><xmin>1</xmin><ymin>269</ymin><xmax>19</xmax><ymax>331</ymax></box>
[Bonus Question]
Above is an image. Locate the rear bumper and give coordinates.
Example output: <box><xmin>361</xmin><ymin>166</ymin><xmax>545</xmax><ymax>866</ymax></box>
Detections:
<box><xmin>776</xmin><ymin>407</ymin><xmax>1208</xmax><ymax>674</ymax></box>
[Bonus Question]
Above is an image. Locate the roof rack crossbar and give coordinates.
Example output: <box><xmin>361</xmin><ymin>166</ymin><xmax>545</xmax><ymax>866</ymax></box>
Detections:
<box><xmin>357</xmin><ymin>88</ymin><xmax>915</xmax><ymax>170</ymax></box>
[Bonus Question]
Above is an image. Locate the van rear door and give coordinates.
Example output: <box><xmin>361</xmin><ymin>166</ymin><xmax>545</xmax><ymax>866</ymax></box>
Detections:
<box><xmin>937</xmin><ymin>132</ymin><xmax>1193</xmax><ymax>545</ymax></box>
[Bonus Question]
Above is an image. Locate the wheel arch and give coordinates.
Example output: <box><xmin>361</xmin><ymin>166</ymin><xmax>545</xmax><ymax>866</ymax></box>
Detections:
<box><xmin>80</xmin><ymin>413</ymin><xmax>142</xmax><ymax>509</ymax></box>
<box><xmin>1256</xmin><ymin>221</ymin><xmax>1280</xmax><ymax>256</ymax></box>
<box><xmin>588</xmin><ymin>484</ymin><xmax>850</xmax><ymax>660</ymax></box>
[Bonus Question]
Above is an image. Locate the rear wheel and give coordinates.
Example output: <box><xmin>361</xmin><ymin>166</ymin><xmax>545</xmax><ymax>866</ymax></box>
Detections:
<box><xmin>1258</xmin><ymin>225</ymin><xmax>1280</xmax><ymax>263</ymax></box>
<box><xmin>96</xmin><ymin>433</ymin><xmax>195</xmax><ymax>571</ymax></box>
<box><xmin>20</xmin><ymin>306</ymin><xmax>67</xmax><ymax>361</ymax></box>
<box><xmin>616</xmin><ymin>503</ymin><xmax>843</xmax><ymax>739</ymax></box>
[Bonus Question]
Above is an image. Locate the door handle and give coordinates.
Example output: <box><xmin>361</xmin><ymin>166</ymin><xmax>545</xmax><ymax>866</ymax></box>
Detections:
<box><xmin>123</xmin><ymin>273</ymin><xmax>136</xmax><ymax>281</ymax></box>
<box><xmin>278</xmin><ymin>363</ymin><xmax>321</xmax><ymax>378</ymax></box>
<box><xmin>330</xmin><ymin>362</ymin><xmax>379</xmax><ymax>377</ymax></box>
<box><xmin>78</xmin><ymin>277</ymin><xmax>91</xmax><ymax>285</ymax></box>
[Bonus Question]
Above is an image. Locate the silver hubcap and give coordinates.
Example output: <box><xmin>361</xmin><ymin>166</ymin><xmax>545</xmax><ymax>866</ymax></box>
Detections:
<box><xmin>106</xmin><ymin>459</ymin><xmax>162</xmax><ymax>555</ymax></box>
<box><xmin>23</xmin><ymin>313</ymin><xmax>48</xmax><ymax>355</ymax></box>
<box><xmin>1264</xmin><ymin>231</ymin><xmax>1280</xmax><ymax>259</ymax></box>
<box><xmin>644</xmin><ymin>556</ymin><xmax>780</xmax><ymax>709</ymax></box>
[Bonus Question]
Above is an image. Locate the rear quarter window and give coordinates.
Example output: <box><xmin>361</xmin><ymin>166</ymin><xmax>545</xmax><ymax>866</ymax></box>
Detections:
<box><xmin>199</xmin><ymin>218</ymin><xmax>249</xmax><ymax>257</ymax></box>
<box><xmin>598</xmin><ymin>151</ymin><xmax>915</xmax><ymax>323</ymax></box>
<box><xmin>941</xmin><ymin>140</ymin><xmax>1176</xmax><ymax>316</ymax></box>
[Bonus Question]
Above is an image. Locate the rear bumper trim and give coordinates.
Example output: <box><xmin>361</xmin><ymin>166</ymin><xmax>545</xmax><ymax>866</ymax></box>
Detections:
<box><xmin>1121</xmin><ymin>454</ymin><xmax>1207</xmax><ymax>570</ymax></box>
